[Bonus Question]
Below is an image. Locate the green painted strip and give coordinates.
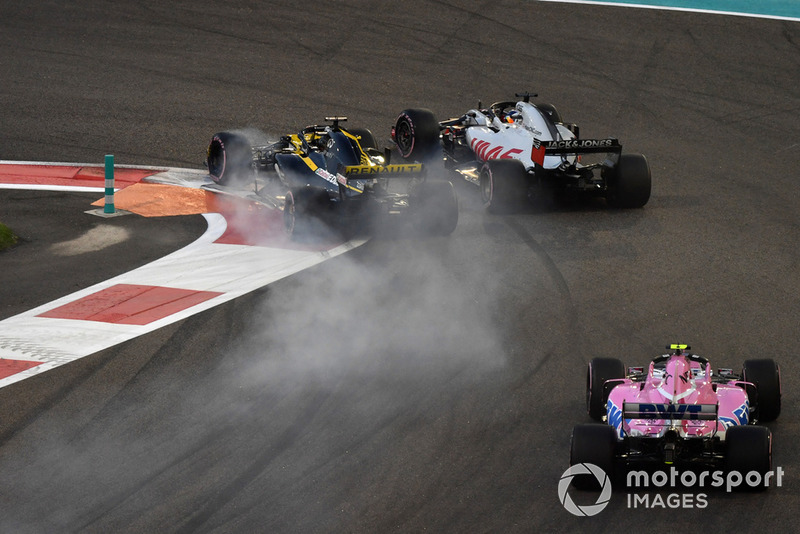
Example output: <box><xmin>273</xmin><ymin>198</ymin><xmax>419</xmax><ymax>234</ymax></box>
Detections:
<box><xmin>542</xmin><ymin>0</ymin><xmax>800</xmax><ymax>20</ymax></box>
<box><xmin>104</xmin><ymin>154</ymin><xmax>115</xmax><ymax>214</ymax></box>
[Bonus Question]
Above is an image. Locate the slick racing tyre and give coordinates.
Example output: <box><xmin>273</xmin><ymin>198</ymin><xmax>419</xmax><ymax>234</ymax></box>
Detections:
<box><xmin>569</xmin><ymin>424</ymin><xmax>617</xmax><ymax>490</ymax></box>
<box><xmin>480</xmin><ymin>159</ymin><xmax>529</xmax><ymax>214</ymax></box>
<box><xmin>348</xmin><ymin>128</ymin><xmax>378</xmax><ymax>150</ymax></box>
<box><xmin>535</xmin><ymin>103</ymin><xmax>562</xmax><ymax>124</ymax></box>
<box><xmin>409</xmin><ymin>179</ymin><xmax>459</xmax><ymax>236</ymax></box>
<box><xmin>725</xmin><ymin>425</ymin><xmax>772</xmax><ymax>491</ymax></box>
<box><xmin>587</xmin><ymin>357</ymin><xmax>625</xmax><ymax>421</ymax></box>
<box><xmin>605</xmin><ymin>153</ymin><xmax>651</xmax><ymax>208</ymax></box>
<box><xmin>207</xmin><ymin>131</ymin><xmax>253</xmax><ymax>186</ymax></box>
<box><xmin>742</xmin><ymin>359</ymin><xmax>782</xmax><ymax>422</ymax></box>
<box><xmin>393</xmin><ymin>108</ymin><xmax>440</xmax><ymax>161</ymax></box>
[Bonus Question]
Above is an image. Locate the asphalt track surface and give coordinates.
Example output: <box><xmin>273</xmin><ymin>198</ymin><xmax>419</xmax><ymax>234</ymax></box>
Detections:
<box><xmin>1</xmin><ymin>2</ymin><xmax>799</xmax><ymax>532</ymax></box>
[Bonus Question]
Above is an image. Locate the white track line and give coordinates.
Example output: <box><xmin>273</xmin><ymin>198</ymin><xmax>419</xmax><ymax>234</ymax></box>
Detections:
<box><xmin>0</xmin><ymin>164</ymin><xmax>366</xmax><ymax>389</ymax></box>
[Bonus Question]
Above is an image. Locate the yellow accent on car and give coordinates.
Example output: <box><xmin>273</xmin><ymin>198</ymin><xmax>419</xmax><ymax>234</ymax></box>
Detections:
<box><xmin>285</xmin><ymin>134</ymin><xmax>321</xmax><ymax>172</ymax></box>
<box><xmin>300</xmin><ymin>155</ymin><xmax>319</xmax><ymax>171</ymax></box>
<box><xmin>341</xmin><ymin>130</ymin><xmax>371</xmax><ymax>165</ymax></box>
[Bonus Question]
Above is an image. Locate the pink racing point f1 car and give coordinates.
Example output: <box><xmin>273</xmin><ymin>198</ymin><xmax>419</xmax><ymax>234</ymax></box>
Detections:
<box><xmin>570</xmin><ymin>344</ymin><xmax>781</xmax><ymax>488</ymax></box>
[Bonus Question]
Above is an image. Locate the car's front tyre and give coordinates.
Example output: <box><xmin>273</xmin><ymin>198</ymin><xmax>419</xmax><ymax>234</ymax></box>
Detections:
<box><xmin>743</xmin><ymin>359</ymin><xmax>782</xmax><ymax>422</ymax></box>
<box><xmin>587</xmin><ymin>357</ymin><xmax>625</xmax><ymax>421</ymax></box>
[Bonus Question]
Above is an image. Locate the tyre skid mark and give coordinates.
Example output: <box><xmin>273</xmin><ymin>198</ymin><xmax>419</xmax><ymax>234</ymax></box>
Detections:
<box><xmin>503</xmin><ymin>217</ymin><xmax>577</xmax><ymax>377</ymax></box>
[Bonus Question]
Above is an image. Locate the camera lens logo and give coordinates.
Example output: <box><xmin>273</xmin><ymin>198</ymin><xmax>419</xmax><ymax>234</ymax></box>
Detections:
<box><xmin>558</xmin><ymin>463</ymin><xmax>612</xmax><ymax>516</ymax></box>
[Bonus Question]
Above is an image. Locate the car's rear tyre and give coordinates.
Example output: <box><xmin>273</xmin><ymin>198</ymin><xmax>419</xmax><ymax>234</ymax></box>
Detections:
<box><xmin>207</xmin><ymin>131</ymin><xmax>253</xmax><ymax>186</ymax></box>
<box><xmin>570</xmin><ymin>424</ymin><xmax>617</xmax><ymax>490</ymax></box>
<box><xmin>725</xmin><ymin>425</ymin><xmax>772</xmax><ymax>491</ymax></box>
<box><xmin>535</xmin><ymin>102</ymin><xmax>562</xmax><ymax>124</ymax></box>
<box><xmin>393</xmin><ymin>109</ymin><xmax>440</xmax><ymax>161</ymax></box>
<box><xmin>587</xmin><ymin>357</ymin><xmax>625</xmax><ymax>421</ymax></box>
<box><xmin>480</xmin><ymin>159</ymin><xmax>529</xmax><ymax>214</ymax></box>
<box><xmin>283</xmin><ymin>187</ymin><xmax>332</xmax><ymax>240</ymax></box>
<box><xmin>743</xmin><ymin>359</ymin><xmax>782</xmax><ymax>422</ymax></box>
<box><xmin>606</xmin><ymin>153</ymin><xmax>651</xmax><ymax>208</ymax></box>
<box><xmin>348</xmin><ymin>128</ymin><xmax>378</xmax><ymax>150</ymax></box>
<box><xmin>409</xmin><ymin>180</ymin><xmax>459</xmax><ymax>236</ymax></box>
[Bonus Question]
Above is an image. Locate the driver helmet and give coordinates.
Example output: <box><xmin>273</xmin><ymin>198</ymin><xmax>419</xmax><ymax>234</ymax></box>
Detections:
<box><xmin>505</xmin><ymin>109</ymin><xmax>521</xmax><ymax>123</ymax></box>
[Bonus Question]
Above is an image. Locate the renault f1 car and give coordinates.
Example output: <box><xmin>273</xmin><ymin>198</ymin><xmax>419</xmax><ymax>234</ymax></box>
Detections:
<box><xmin>206</xmin><ymin>117</ymin><xmax>458</xmax><ymax>238</ymax></box>
<box><xmin>570</xmin><ymin>344</ymin><xmax>780</xmax><ymax>488</ymax></box>
<box><xmin>391</xmin><ymin>93</ymin><xmax>651</xmax><ymax>212</ymax></box>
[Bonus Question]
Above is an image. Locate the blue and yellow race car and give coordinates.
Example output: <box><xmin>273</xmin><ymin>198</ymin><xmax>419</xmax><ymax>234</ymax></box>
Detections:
<box><xmin>206</xmin><ymin>117</ymin><xmax>458</xmax><ymax>238</ymax></box>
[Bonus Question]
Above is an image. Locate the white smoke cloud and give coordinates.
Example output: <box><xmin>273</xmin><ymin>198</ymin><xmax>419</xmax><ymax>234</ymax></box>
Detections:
<box><xmin>232</xmin><ymin>236</ymin><xmax>508</xmax><ymax>395</ymax></box>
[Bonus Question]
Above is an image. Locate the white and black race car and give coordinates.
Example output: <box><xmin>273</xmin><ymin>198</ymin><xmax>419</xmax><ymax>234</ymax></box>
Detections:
<box><xmin>391</xmin><ymin>93</ymin><xmax>651</xmax><ymax>212</ymax></box>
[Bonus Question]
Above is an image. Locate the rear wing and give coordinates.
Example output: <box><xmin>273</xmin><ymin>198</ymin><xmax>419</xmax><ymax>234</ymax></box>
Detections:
<box><xmin>623</xmin><ymin>402</ymin><xmax>718</xmax><ymax>421</ymax></box>
<box><xmin>544</xmin><ymin>138</ymin><xmax>622</xmax><ymax>155</ymax></box>
<box><xmin>532</xmin><ymin>137</ymin><xmax>621</xmax><ymax>165</ymax></box>
<box><xmin>342</xmin><ymin>163</ymin><xmax>423</xmax><ymax>178</ymax></box>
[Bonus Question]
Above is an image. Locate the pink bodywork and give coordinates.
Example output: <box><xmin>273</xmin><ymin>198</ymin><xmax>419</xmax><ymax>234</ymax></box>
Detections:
<box><xmin>606</xmin><ymin>354</ymin><xmax>750</xmax><ymax>440</ymax></box>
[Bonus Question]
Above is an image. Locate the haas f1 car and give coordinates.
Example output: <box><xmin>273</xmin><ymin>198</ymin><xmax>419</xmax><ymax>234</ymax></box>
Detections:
<box><xmin>571</xmin><ymin>344</ymin><xmax>781</xmax><ymax>488</ymax></box>
<box><xmin>206</xmin><ymin>117</ymin><xmax>458</xmax><ymax>238</ymax></box>
<box><xmin>391</xmin><ymin>93</ymin><xmax>651</xmax><ymax>212</ymax></box>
